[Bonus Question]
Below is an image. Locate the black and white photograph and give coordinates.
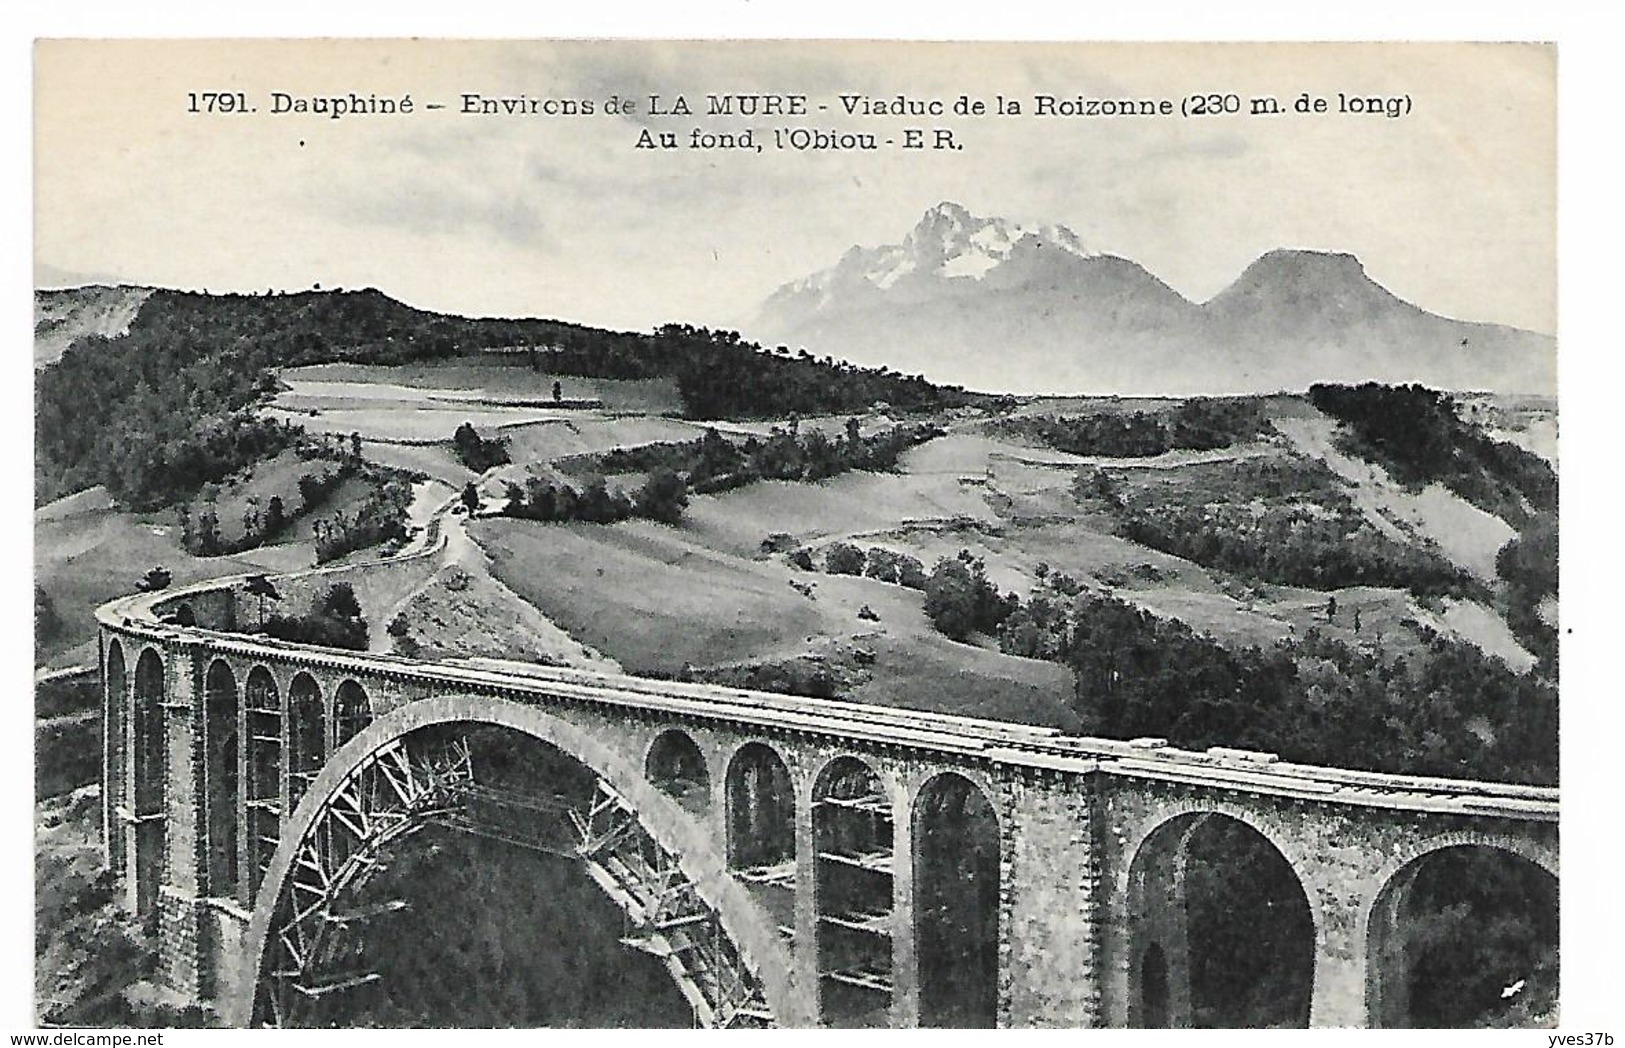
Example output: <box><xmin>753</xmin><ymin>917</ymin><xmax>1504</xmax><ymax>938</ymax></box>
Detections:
<box><xmin>25</xmin><ymin>30</ymin><xmax>1592</xmax><ymax>1032</ymax></box>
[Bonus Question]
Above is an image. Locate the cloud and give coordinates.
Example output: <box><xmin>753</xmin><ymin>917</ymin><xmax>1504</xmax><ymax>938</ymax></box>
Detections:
<box><xmin>317</xmin><ymin>166</ymin><xmax>551</xmax><ymax>251</ymax></box>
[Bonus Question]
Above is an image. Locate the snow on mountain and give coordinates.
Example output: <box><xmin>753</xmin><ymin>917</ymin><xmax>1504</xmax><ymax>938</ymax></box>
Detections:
<box><xmin>783</xmin><ymin>202</ymin><xmax>1095</xmax><ymax>301</ymax></box>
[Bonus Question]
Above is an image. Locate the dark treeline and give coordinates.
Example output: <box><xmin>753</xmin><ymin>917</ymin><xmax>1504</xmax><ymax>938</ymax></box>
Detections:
<box><xmin>911</xmin><ymin>553</ymin><xmax>1556</xmax><ymax>785</ymax></box>
<box><xmin>990</xmin><ymin>398</ymin><xmax>1270</xmax><ymax>458</ymax></box>
<box><xmin>1051</xmin><ymin>588</ymin><xmax>1553</xmax><ymax>785</ymax></box>
<box><xmin>589</xmin><ymin>420</ymin><xmax>943</xmax><ymax>494</ymax></box>
<box><xmin>655</xmin><ymin>324</ymin><xmax>983</xmax><ymax>419</ymax></box>
<box><xmin>36</xmin><ymin>290</ymin><xmax>979</xmax><ymax>510</ymax></box>
<box><xmin>817</xmin><ymin>542</ymin><xmax>930</xmax><ymax>590</ymax></box>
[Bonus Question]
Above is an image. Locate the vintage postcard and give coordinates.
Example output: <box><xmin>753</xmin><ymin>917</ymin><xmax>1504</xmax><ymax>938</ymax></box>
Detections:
<box><xmin>32</xmin><ymin>39</ymin><xmax>1563</xmax><ymax>1031</ymax></box>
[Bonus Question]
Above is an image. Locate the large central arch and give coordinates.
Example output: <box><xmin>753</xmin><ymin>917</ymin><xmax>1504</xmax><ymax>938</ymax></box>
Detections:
<box><xmin>1115</xmin><ymin>804</ymin><xmax>1320</xmax><ymax>1028</ymax></box>
<box><xmin>227</xmin><ymin>694</ymin><xmax>802</xmax><ymax>1028</ymax></box>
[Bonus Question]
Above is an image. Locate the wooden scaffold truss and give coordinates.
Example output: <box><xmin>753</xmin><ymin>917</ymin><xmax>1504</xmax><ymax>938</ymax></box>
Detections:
<box><xmin>255</xmin><ymin>737</ymin><xmax>773</xmax><ymax>1029</ymax></box>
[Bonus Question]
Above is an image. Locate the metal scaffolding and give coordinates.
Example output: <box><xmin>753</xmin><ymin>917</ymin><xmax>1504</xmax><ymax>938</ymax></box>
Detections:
<box><xmin>255</xmin><ymin>737</ymin><xmax>773</xmax><ymax>1029</ymax></box>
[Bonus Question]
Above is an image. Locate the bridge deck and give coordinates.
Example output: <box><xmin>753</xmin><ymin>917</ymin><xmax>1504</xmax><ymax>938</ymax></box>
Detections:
<box><xmin>98</xmin><ymin>586</ymin><xmax>1558</xmax><ymax>823</ymax></box>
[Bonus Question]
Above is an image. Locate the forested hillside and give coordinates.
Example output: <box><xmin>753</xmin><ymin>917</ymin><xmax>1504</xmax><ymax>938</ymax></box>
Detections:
<box><xmin>35</xmin><ymin>289</ymin><xmax>982</xmax><ymax>510</ymax></box>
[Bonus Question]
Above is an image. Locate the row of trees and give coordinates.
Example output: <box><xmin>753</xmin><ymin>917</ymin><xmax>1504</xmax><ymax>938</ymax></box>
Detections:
<box><xmin>499</xmin><ymin>470</ymin><xmax>689</xmax><ymax>527</ymax></box>
<box><xmin>990</xmin><ymin>399</ymin><xmax>1270</xmax><ymax>458</ymax></box>
<box><xmin>818</xmin><ymin>542</ymin><xmax>931</xmax><ymax>589</ymax></box>
<box><xmin>592</xmin><ymin>420</ymin><xmax>943</xmax><ymax>495</ymax></box>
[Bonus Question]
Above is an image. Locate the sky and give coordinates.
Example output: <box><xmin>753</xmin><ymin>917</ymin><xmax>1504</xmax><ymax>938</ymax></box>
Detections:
<box><xmin>35</xmin><ymin>40</ymin><xmax>1555</xmax><ymax>337</ymax></box>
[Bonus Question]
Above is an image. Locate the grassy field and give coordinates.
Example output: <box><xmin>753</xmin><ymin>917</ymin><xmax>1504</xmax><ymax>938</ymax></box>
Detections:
<box><xmin>266</xmin><ymin>404</ymin><xmax>566</xmax><ymax>443</ymax></box>
<box><xmin>34</xmin><ymin>490</ymin><xmax>310</xmax><ymax>669</ymax></box>
<box><xmin>683</xmin><ymin>469</ymin><xmax>999</xmax><ymax>558</ymax></box>
<box><xmin>499</xmin><ymin>416</ymin><xmax>706</xmax><ymax>464</ymax></box>
<box><xmin>473</xmin><ymin>518</ymin><xmax>827</xmax><ymax>672</ymax></box>
<box><xmin>279</xmin><ymin>361</ymin><xmax>683</xmax><ymax>414</ymax></box>
<box><xmin>471</xmin><ymin>515</ymin><xmax>1081</xmax><ymax>728</ymax></box>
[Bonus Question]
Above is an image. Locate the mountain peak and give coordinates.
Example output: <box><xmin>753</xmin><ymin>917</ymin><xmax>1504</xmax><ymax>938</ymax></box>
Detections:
<box><xmin>787</xmin><ymin>202</ymin><xmax>1097</xmax><ymax>294</ymax></box>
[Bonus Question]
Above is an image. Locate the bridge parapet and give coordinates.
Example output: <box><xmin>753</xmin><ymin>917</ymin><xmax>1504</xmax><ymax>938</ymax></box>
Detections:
<box><xmin>95</xmin><ymin>571</ymin><xmax>1558</xmax><ymax>1028</ymax></box>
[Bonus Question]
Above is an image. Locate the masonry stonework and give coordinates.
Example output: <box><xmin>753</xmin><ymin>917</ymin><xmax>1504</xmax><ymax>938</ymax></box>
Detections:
<box><xmin>100</xmin><ymin>610</ymin><xmax>1559</xmax><ymax>1029</ymax></box>
<box><xmin>1000</xmin><ymin>768</ymin><xmax>1099</xmax><ymax>1027</ymax></box>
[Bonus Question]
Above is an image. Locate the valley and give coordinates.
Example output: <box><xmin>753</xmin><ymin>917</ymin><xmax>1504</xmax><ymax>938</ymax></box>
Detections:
<box><xmin>32</xmin><ymin>270</ymin><xmax>1559</xmax><ymax>1028</ymax></box>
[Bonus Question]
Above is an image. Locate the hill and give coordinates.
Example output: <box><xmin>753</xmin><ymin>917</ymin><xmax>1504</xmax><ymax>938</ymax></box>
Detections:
<box><xmin>35</xmin><ymin>288</ymin><xmax>983</xmax><ymax>511</ymax></box>
<box><xmin>33</xmin><ymin>286</ymin><xmax>153</xmax><ymax>369</ymax></box>
<box><xmin>751</xmin><ymin>202</ymin><xmax>1555</xmax><ymax>396</ymax></box>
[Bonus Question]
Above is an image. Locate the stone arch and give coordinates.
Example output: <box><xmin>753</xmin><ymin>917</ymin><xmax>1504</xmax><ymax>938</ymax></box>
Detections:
<box><xmin>102</xmin><ymin>638</ymin><xmax>128</xmax><ymax>874</ymax></box>
<box><xmin>204</xmin><ymin>659</ymin><xmax>240</xmax><ymax>899</ymax></box>
<box><xmin>645</xmin><ymin>727</ymin><xmax>710</xmax><ymax>813</ymax></box>
<box><xmin>332</xmin><ymin>679</ymin><xmax>370</xmax><ymax>750</ymax></box>
<box><xmin>286</xmin><ymin>672</ymin><xmax>325</xmax><ymax>808</ymax></box>
<box><xmin>1121</xmin><ymin>806</ymin><xmax>1317</xmax><ymax>1028</ymax></box>
<box><xmin>725</xmin><ymin>740</ymin><xmax>796</xmax><ymax>871</ymax></box>
<box><xmin>230</xmin><ymin>694</ymin><xmax>802</xmax><ymax>1028</ymax></box>
<box><xmin>1364</xmin><ymin>834</ymin><xmax>1559</xmax><ymax>1028</ymax></box>
<box><xmin>1112</xmin><ymin>796</ymin><xmax>1326</xmax><ymax>935</ymax></box>
<box><xmin>812</xmin><ymin>754</ymin><xmax>895</xmax><ymax>1027</ymax></box>
<box><xmin>912</xmin><ymin>771</ymin><xmax>1000</xmax><ymax>1028</ymax></box>
<box><xmin>130</xmin><ymin>647</ymin><xmax>167</xmax><ymax>931</ymax></box>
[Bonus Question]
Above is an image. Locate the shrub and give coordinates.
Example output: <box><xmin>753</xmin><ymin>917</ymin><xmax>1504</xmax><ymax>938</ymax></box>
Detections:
<box><xmin>264</xmin><ymin>583</ymin><xmax>368</xmax><ymax>651</ymax></box>
<box><xmin>923</xmin><ymin>551</ymin><xmax>1012</xmax><ymax>641</ymax></box>
<box><xmin>824</xmin><ymin>542</ymin><xmax>867</xmax><ymax>576</ymax></box>
<box><xmin>635</xmin><ymin>468</ymin><xmax>689</xmax><ymax>525</ymax></box>
<box><xmin>452</xmin><ymin>421</ymin><xmax>511</xmax><ymax>472</ymax></box>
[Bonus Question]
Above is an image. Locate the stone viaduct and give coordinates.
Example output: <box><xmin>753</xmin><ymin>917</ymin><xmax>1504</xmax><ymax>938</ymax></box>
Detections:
<box><xmin>94</xmin><ymin>573</ymin><xmax>1558</xmax><ymax>1029</ymax></box>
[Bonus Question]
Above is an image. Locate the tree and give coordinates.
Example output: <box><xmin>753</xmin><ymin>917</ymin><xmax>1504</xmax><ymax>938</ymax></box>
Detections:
<box><xmin>552</xmin><ymin>380</ymin><xmax>563</xmax><ymax>402</ymax></box>
<box><xmin>923</xmin><ymin>557</ymin><xmax>981</xmax><ymax>640</ymax></box>
<box><xmin>137</xmin><ymin>566</ymin><xmax>173</xmax><ymax>592</ymax></box>
<box><xmin>635</xmin><ymin>468</ymin><xmax>689</xmax><ymax>525</ymax></box>
<box><xmin>923</xmin><ymin>551</ymin><xmax>1010</xmax><ymax>641</ymax></box>
<box><xmin>461</xmin><ymin>481</ymin><xmax>481</xmax><ymax>513</ymax></box>
<box><xmin>244</xmin><ymin>574</ymin><xmax>281</xmax><ymax>630</ymax></box>
<box><xmin>321</xmin><ymin>582</ymin><xmax>362</xmax><ymax>621</ymax></box>
<box><xmin>264</xmin><ymin>495</ymin><xmax>287</xmax><ymax>539</ymax></box>
<box><xmin>195</xmin><ymin>505</ymin><xmax>221</xmax><ymax>556</ymax></box>
<box><xmin>825</xmin><ymin>542</ymin><xmax>867</xmax><ymax>576</ymax></box>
